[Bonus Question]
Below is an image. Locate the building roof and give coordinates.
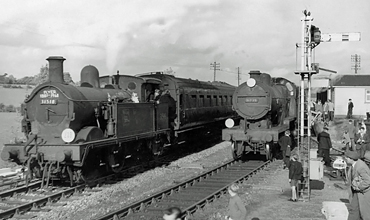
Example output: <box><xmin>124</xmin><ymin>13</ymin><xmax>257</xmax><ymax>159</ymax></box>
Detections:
<box><xmin>332</xmin><ymin>74</ymin><xmax>370</xmax><ymax>87</ymax></box>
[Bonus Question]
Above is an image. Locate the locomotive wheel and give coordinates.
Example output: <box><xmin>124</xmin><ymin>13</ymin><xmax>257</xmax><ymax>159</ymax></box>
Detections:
<box><xmin>231</xmin><ymin>141</ymin><xmax>244</xmax><ymax>160</ymax></box>
<box><xmin>108</xmin><ymin>145</ymin><xmax>125</xmax><ymax>173</ymax></box>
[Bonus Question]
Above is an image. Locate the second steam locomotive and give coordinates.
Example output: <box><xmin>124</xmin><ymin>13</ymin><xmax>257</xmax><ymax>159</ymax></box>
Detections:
<box><xmin>222</xmin><ymin>70</ymin><xmax>297</xmax><ymax>160</ymax></box>
<box><xmin>1</xmin><ymin>56</ymin><xmax>237</xmax><ymax>185</ymax></box>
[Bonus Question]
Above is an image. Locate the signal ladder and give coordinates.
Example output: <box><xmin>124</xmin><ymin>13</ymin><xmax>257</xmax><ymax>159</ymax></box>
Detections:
<box><xmin>296</xmin><ymin>71</ymin><xmax>317</xmax><ymax>202</ymax></box>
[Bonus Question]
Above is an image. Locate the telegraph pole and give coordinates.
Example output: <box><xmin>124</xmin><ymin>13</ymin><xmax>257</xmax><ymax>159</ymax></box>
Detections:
<box><xmin>210</xmin><ymin>62</ymin><xmax>220</xmax><ymax>81</ymax></box>
<box><xmin>237</xmin><ymin>67</ymin><xmax>241</xmax><ymax>86</ymax></box>
<box><xmin>351</xmin><ymin>54</ymin><xmax>361</xmax><ymax>74</ymax></box>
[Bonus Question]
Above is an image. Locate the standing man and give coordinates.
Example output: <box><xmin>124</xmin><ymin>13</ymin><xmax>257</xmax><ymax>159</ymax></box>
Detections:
<box><xmin>347</xmin><ymin>99</ymin><xmax>354</xmax><ymax>119</ymax></box>
<box><xmin>348</xmin><ymin>120</ymin><xmax>356</xmax><ymax>151</ymax></box>
<box><xmin>327</xmin><ymin>100</ymin><xmax>334</xmax><ymax>122</ymax></box>
<box><xmin>355</xmin><ymin>127</ymin><xmax>370</xmax><ymax>159</ymax></box>
<box><xmin>323</xmin><ymin>101</ymin><xmax>329</xmax><ymax>122</ymax></box>
<box><xmin>344</xmin><ymin>151</ymin><xmax>370</xmax><ymax>220</ymax></box>
<box><xmin>278</xmin><ymin>130</ymin><xmax>292</xmax><ymax>169</ymax></box>
<box><xmin>315</xmin><ymin>100</ymin><xmax>323</xmax><ymax>114</ymax></box>
<box><xmin>317</xmin><ymin>126</ymin><xmax>332</xmax><ymax>167</ymax></box>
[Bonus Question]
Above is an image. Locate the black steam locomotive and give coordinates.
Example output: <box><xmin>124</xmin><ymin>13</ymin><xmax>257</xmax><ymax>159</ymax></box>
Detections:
<box><xmin>1</xmin><ymin>56</ymin><xmax>237</xmax><ymax>185</ymax></box>
<box><xmin>222</xmin><ymin>70</ymin><xmax>297</xmax><ymax>160</ymax></box>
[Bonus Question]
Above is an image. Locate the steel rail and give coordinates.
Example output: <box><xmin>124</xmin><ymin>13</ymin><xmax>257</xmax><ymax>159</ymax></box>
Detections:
<box><xmin>181</xmin><ymin>161</ymin><xmax>270</xmax><ymax>219</ymax></box>
<box><xmin>0</xmin><ymin>144</ymin><xmax>208</xmax><ymax>219</ymax></box>
<box><xmin>94</xmin><ymin>158</ymin><xmax>271</xmax><ymax>220</ymax></box>
<box><xmin>0</xmin><ymin>180</ymin><xmax>42</xmax><ymax>199</ymax></box>
<box><xmin>0</xmin><ymin>184</ymin><xmax>86</xmax><ymax>219</ymax></box>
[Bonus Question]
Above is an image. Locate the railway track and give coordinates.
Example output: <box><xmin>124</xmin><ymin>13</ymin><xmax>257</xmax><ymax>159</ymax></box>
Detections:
<box><xmin>0</xmin><ymin>139</ymin><xmax>221</xmax><ymax>219</ymax></box>
<box><xmin>94</xmin><ymin>156</ymin><xmax>270</xmax><ymax>220</ymax></box>
<box><xmin>0</xmin><ymin>159</ymin><xmax>172</xmax><ymax>219</ymax></box>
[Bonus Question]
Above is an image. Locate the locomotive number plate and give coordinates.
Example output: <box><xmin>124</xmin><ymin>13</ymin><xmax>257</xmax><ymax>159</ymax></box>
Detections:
<box><xmin>245</xmin><ymin>98</ymin><xmax>258</xmax><ymax>103</ymax></box>
<box><xmin>41</xmin><ymin>99</ymin><xmax>58</xmax><ymax>105</ymax></box>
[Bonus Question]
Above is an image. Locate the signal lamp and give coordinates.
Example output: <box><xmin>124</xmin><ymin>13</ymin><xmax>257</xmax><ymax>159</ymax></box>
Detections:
<box><xmin>225</xmin><ymin>118</ymin><xmax>235</xmax><ymax>128</ymax></box>
<box><xmin>246</xmin><ymin>78</ymin><xmax>256</xmax><ymax>88</ymax></box>
<box><xmin>61</xmin><ymin>128</ymin><xmax>75</xmax><ymax>143</ymax></box>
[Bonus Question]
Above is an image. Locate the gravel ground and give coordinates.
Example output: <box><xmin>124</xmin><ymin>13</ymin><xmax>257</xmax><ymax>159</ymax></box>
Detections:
<box><xmin>28</xmin><ymin>141</ymin><xmax>233</xmax><ymax>220</ymax></box>
<box><xmin>190</xmin><ymin>119</ymin><xmax>350</xmax><ymax>220</ymax></box>
<box><xmin>4</xmin><ymin>118</ymin><xmax>351</xmax><ymax>220</ymax></box>
<box><xmin>190</xmin><ymin>160</ymin><xmax>348</xmax><ymax>220</ymax></box>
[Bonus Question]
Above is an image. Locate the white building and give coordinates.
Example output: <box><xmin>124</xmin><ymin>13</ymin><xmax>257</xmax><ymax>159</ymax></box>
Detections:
<box><xmin>332</xmin><ymin>74</ymin><xmax>370</xmax><ymax>119</ymax></box>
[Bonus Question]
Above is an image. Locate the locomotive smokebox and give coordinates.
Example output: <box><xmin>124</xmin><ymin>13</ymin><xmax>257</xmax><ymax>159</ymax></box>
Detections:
<box><xmin>81</xmin><ymin>65</ymin><xmax>100</xmax><ymax>88</ymax></box>
<box><xmin>46</xmin><ymin>56</ymin><xmax>66</xmax><ymax>83</ymax></box>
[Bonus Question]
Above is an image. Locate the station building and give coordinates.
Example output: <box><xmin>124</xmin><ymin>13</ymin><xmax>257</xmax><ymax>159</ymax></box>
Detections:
<box><xmin>331</xmin><ymin>74</ymin><xmax>370</xmax><ymax>119</ymax></box>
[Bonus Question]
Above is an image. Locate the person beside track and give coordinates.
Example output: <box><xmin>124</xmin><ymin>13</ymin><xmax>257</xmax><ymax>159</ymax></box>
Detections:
<box><xmin>344</xmin><ymin>151</ymin><xmax>370</xmax><ymax>220</ymax></box>
<box><xmin>347</xmin><ymin>99</ymin><xmax>354</xmax><ymax>119</ymax></box>
<box><xmin>278</xmin><ymin>130</ymin><xmax>292</xmax><ymax>169</ymax></box>
<box><xmin>348</xmin><ymin>120</ymin><xmax>356</xmax><ymax>151</ymax></box>
<box><xmin>288</xmin><ymin>154</ymin><xmax>303</xmax><ymax>202</ymax></box>
<box><xmin>225</xmin><ymin>183</ymin><xmax>247</xmax><ymax>220</ymax></box>
<box><xmin>327</xmin><ymin>100</ymin><xmax>334</xmax><ymax>122</ymax></box>
<box><xmin>317</xmin><ymin>126</ymin><xmax>332</xmax><ymax>167</ymax></box>
<box><xmin>342</xmin><ymin>127</ymin><xmax>351</xmax><ymax>151</ymax></box>
<box><xmin>355</xmin><ymin>127</ymin><xmax>370</xmax><ymax>159</ymax></box>
<box><xmin>163</xmin><ymin>207</ymin><xmax>182</xmax><ymax>220</ymax></box>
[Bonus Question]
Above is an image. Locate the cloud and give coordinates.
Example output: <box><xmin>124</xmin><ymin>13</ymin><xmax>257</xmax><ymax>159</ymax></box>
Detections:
<box><xmin>0</xmin><ymin>0</ymin><xmax>369</xmax><ymax>87</ymax></box>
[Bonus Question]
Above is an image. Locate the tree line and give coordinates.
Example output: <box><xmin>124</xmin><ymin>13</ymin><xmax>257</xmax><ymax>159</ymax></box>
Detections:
<box><xmin>0</xmin><ymin>103</ymin><xmax>20</xmax><ymax>112</ymax></box>
<box><xmin>3</xmin><ymin>64</ymin><xmax>76</xmax><ymax>86</ymax></box>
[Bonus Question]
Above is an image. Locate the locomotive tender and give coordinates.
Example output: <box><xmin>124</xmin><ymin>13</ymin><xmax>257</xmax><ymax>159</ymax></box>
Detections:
<box><xmin>1</xmin><ymin>56</ymin><xmax>236</xmax><ymax>185</ymax></box>
<box><xmin>222</xmin><ymin>70</ymin><xmax>297</xmax><ymax>160</ymax></box>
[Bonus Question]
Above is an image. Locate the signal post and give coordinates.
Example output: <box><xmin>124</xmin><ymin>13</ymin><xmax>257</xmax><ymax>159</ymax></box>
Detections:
<box><xmin>294</xmin><ymin>10</ymin><xmax>321</xmax><ymax>201</ymax></box>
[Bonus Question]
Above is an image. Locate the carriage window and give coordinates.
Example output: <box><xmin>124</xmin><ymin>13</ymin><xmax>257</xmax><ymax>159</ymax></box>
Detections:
<box><xmin>230</xmin><ymin>96</ymin><xmax>233</xmax><ymax>105</ymax></box>
<box><xmin>213</xmin><ymin>95</ymin><xmax>218</xmax><ymax>106</ymax></box>
<box><xmin>219</xmin><ymin>96</ymin><xmax>222</xmax><ymax>106</ymax></box>
<box><xmin>191</xmin><ymin>95</ymin><xmax>197</xmax><ymax>107</ymax></box>
<box><xmin>224</xmin><ymin>96</ymin><xmax>228</xmax><ymax>105</ymax></box>
<box><xmin>179</xmin><ymin>94</ymin><xmax>183</xmax><ymax>107</ymax></box>
<box><xmin>185</xmin><ymin>94</ymin><xmax>190</xmax><ymax>108</ymax></box>
<box><xmin>199</xmin><ymin>95</ymin><xmax>204</xmax><ymax>107</ymax></box>
<box><xmin>206</xmin><ymin>95</ymin><xmax>211</xmax><ymax>107</ymax></box>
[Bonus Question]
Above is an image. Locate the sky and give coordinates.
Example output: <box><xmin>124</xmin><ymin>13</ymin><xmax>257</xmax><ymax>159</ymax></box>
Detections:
<box><xmin>0</xmin><ymin>0</ymin><xmax>369</xmax><ymax>86</ymax></box>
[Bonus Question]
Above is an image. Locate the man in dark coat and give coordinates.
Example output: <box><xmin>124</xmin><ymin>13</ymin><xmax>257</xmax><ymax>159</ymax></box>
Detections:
<box><xmin>317</xmin><ymin>126</ymin><xmax>332</xmax><ymax>166</ymax></box>
<box><xmin>344</xmin><ymin>151</ymin><xmax>370</xmax><ymax>220</ymax></box>
<box><xmin>288</xmin><ymin>154</ymin><xmax>303</xmax><ymax>202</ymax></box>
<box><xmin>278</xmin><ymin>130</ymin><xmax>292</xmax><ymax>169</ymax></box>
<box><xmin>347</xmin><ymin>99</ymin><xmax>354</xmax><ymax>119</ymax></box>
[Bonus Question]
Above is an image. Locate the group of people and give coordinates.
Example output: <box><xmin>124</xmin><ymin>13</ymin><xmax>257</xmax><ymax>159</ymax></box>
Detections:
<box><xmin>342</xmin><ymin>119</ymin><xmax>370</xmax><ymax>159</ymax></box>
<box><xmin>310</xmin><ymin>99</ymin><xmax>335</xmax><ymax>122</ymax></box>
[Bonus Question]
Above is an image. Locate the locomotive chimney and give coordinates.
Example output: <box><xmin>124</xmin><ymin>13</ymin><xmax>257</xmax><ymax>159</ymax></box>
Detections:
<box><xmin>249</xmin><ymin>70</ymin><xmax>261</xmax><ymax>81</ymax></box>
<box><xmin>46</xmin><ymin>56</ymin><xmax>66</xmax><ymax>83</ymax></box>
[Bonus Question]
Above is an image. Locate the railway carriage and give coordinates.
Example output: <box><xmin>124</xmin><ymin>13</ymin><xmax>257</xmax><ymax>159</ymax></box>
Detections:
<box><xmin>222</xmin><ymin>70</ymin><xmax>297</xmax><ymax>160</ymax></box>
<box><xmin>1</xmin><ymin>56</ymin><xmax>237</xmax><ymax>185</ymax></box>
